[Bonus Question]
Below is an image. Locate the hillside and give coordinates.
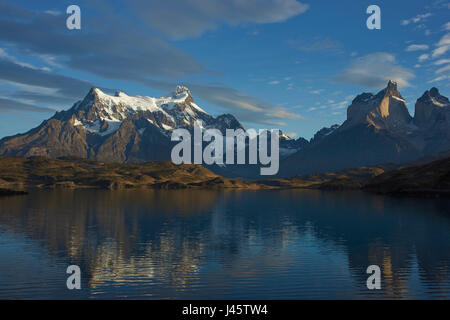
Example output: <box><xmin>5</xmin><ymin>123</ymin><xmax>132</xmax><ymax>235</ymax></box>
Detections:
<box><xmin>1</xmin><ymin>154</ymin><xmax>449</xmax><ymax>197</ymax></box>
<box><xmin>363</xmin><ymin>157</ymin><xmax>450</xmax><ymax>197</ymax></box>
<box><xmin>0</xmin><ymin>156</ymin><xmax>264</xmax><ymax>190</ymax></box>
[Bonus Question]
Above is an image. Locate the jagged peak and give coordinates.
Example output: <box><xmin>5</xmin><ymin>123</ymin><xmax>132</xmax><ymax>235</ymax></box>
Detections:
<box><xmin>418</xmin><ymin>87</ymin><xmax>449</xmax><ymax>107</ymax></box>
<box><xmin>377</xmin><ymin>80</ymin><xmax>403</xmax><ymax>100</ymax></box>
<box><xmin>387</xmin><ymin>80</ymin><xmax>398</xmax><ymax>90</ymax></box>
<box><xmin>352</xmin><ymin>92</ymin><xmax>374</xmax><ymax>104</ymax></box>
<box><xmin>429</xmin><ymin>87</ymin><xmax>440</xmax><ymax>97</ymax></box>
<box><xmin>173</xmin><ymin>85</ymin><xmax>191</xmax><ymax>97</ymax></box>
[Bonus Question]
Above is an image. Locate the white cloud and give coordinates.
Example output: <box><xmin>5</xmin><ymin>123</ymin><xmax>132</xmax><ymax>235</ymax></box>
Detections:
<box><xmin>401</xmin><ymin>13</ymin><xmax>431</xmax><ymax>26</ymax></box>
<box><xmin>143</xmin><ymin>79</ymin><xmax>303</xmax><ymax>126</ymax></box>
<box><xmin>335</xmin><ymin>53</ymin><xmax>415</xmax><ymax>88</ymax></box>
<box><xmin>129</xmin><ymin>0</ymin><xmax>309</xmax><ymax>39</ymax></box>
<box><xmin>433</xmin><ymin>46</ymin><xmax>449</xmax><ymax>57</ymax></box>
<box><xmin>443</xmin><ymin>22</ymin><xmax>450</xmax><ymax>31</ymax></box>
<box><xmin>0</xmin><ymin>48</ymin><xmax>36</xmax><ymax>69</ymax></box>
<box><xmin>434</xmin><ymin>58</ymin><xmax>450</xmax><ymax>65</ymax></box>
<box><xmin>418</xmin><ymin>53</ymin><xmax>429</xmax><ymax>62</ymax></box>
<box><xmin>406</xmin><ymin>44</ymin><xmax>429</xmax><ymax>51</ymax></box>
<box><xmin>428</xmin><ymin>75</ymin><xmax>450</xmax><ymax>83</ymax></box>
<box><xmin>432</xmin><ymin>33</ymin><xmax>450</xmax><ymax>58</ymax></box>
<box><xmin>309</xmin><ymin>89</ymin><xmax>324</xmax><ymax>95</ymax></box>
<box><xmin>268</xmin><ymin>80</ymin><xmax>280</xmax><ymax>85</ymax></box>
<box><xmin>436</xmin><ymin>64</ymin><xmax>450</xmax><ymax>74</ymax></box>
<box><xmin>437</xmin><ymin>33</ymin><xmax>450</xmax><ymax>46</ymax></box>
<box><xmin>285</xmin><ymin>132</ymin><xmax>298</xmax><ymax>138</ymax></box>
<box><xmin>44</xmin><ymin>10</ymin><xmax>61</xmax><ymax>16</ymax></box>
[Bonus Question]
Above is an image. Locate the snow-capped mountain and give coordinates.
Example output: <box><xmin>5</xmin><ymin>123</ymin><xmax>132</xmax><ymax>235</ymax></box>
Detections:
<box><xmin>58</xmin><ymin>85</ymin><xmax>237</xmax><ymax>137</ymax></box>
<box><xmin>0</xmin><ymin>86</ymin><xmax>244</xmax><ymax>162</ymax></box>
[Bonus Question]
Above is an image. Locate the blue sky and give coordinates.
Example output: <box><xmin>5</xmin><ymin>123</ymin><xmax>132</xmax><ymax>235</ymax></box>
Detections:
<box><xmin>0</xmin><ymin>0</ymin><xmax>449</xmax><ymax>140</ymax></box>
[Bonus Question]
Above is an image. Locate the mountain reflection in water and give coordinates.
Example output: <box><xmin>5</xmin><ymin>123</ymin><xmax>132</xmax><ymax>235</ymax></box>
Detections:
<box><xmin>0</xmin><ymin>189</ymin><xmax>449</xmax><ymax>299</ymax></box>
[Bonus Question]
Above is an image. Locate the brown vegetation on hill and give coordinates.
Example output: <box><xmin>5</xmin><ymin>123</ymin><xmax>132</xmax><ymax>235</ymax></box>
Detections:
<box><xmin>0</xmin><ymin>156</ymin><xmax>263</xmax><ymax>190</ymax></box>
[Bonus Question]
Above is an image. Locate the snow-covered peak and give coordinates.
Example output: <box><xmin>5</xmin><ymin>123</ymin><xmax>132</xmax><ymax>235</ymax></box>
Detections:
<box><xmin>173</xmin><ymin>85</ymin><xmax>191</xmax><ymax>97</ymax></box>
<box><xmin>71</xmin><ymin>86</ymin><xmax>215</xmax><ymax>136</ymax></box>
<box><xmin>77</xmin><ymin>86</ymin><xmax>207</xmax><ymax>116</ymax></box>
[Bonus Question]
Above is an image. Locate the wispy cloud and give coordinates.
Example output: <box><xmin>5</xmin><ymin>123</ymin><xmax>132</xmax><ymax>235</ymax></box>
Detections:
<box><xmin>143</xmin><ymin>79</ymin><xmax>303</xmax><ymax>126</ymax></box>
<box><xmin>434</xmin><ymin>58</ymin><xmax>450</xmax><ymax>65</ymax></box>
<box><xmin>0</xmin><ymin>2</ymin><xmax>307</xmax><ymax>126</ymax></box>
<box><xmin>432</xmin><ymin>33</ymin><xmax>450</xmax><ymax>58</ymax></box>
<box><xmin>418</xmin><ymin>53</ymin><xmax>430</xmax><ymax>62</ymax></box>
<box><xmin>401</xmin><ymin>13</ymin><xmax>432</xmax><ymax>26</ymax></box>
<box><xmin>405</xmin><ymin>44</ymin><xmax>429</xmax><ymax>51</ymax></box>
<box><xmin>0</xmin><ymin>2</ymin><xmax>207</xmax><ymax>80</ymax></box>
<box><xmin>128</xmin><ymin>0</ymin><xmax>309</xmax><ymax>39</ymax></box>
<box><xmin>0</xmin><ymin>98</ymin><xmax>56</xmax><ymax>114</ymax></box>
<box><xmin>435</xmin><ymin>64</ymin><xmax>450</xmax><ymax>74</ymax></box>
<box><xmin>289</xmin><ymin>36</ymin><xmax>343</xmax><ymax>54</ymax></box>
<box><xmin>0</xmin><ymin>59</ymin><xmax>92</xmax><ymax>101</ymax></box>
<box><xmin>335</xmin><ymin>53</ymin><xmax>415</xmax><ymax>88</ymax></box>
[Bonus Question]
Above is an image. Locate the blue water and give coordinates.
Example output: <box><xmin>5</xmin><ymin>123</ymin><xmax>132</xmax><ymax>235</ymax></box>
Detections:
<box><xmin>0</xmin><ymin>189</ymin><xmax>449</xmax><ymax>299</ymax></box>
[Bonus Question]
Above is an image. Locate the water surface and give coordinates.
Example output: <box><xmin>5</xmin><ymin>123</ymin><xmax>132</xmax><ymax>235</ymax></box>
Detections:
<box><xmin>0</xmin><ymin>189</ymin><xmax>449</xmax><ymax>299</ymax></box>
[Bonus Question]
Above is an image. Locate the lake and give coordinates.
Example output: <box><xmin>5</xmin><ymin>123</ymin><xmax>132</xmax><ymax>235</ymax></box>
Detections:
<box><xmin>0</xmin><ymin>189</ymin><xmax>449</xmax><ymax>299</ymax></box>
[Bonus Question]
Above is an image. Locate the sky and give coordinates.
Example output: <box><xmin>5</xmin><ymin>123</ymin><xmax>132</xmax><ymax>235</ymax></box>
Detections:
<box><xmin>0</xmin><ymin>0</ymin><xmax>449</xmax><ymax>140</ymax></box>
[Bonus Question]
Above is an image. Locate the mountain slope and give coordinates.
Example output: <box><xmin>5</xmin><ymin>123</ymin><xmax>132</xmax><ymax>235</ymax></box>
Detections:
<box><xmin>363</xmin><ymin>157</ymin><xmax>450</xmax><ymax>196</ymax></box>
<box><xmin>280</xmin><ymin>81</ymin><xmax>425</xmax><ymax>176</ymax></box>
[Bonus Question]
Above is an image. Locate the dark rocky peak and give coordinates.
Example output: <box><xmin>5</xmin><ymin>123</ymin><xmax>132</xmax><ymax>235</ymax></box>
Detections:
<box><xmin>352</xmin><ymin>92</ymin><xmax>374</xmax><ymax>104</ymax></box>
<box><xmin>310</xmin><ymin>124</ymin><xmax>340</xmax><ymax>144</ymax></box>
<box><xmin>215</xmin><ymin>114</ymin><xmax>244</xmax><ymax>130</ymax></box>
<box><xmin>375</xmin><ymin>80</ymin><xmax>403</xmax><ymax>100</ymax></box>
<box><xmin>414</xmin><ymin>87</ymin><xmax>450</xmax><ymax>128</ymax></box>
<box><xmin>417</xmin><ymin>87</ymin><xmax>449</xmax><ymax>106</ymax></box>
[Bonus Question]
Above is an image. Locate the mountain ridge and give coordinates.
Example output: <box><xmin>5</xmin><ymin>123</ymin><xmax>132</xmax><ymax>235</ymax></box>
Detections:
<box><xmin>280</xmin><ymin>81</ymin><xmax>450</xmax><ymax>177</ymax></box>
<box><xmin>0</xmin><ymin>81</ymin><xmax>449</xmax><ymax>178</ymax></box>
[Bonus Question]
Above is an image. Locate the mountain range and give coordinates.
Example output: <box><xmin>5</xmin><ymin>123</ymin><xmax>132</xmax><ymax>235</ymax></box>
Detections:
<box><xmin>281</xmin><ymin>81</ymin><xmax>450</xmax><ymax>176</ymax></box>
<box><xmin>0</xmin><ymin>81</ymin><xmax>449</xmax><ymax>178</ymax></box>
